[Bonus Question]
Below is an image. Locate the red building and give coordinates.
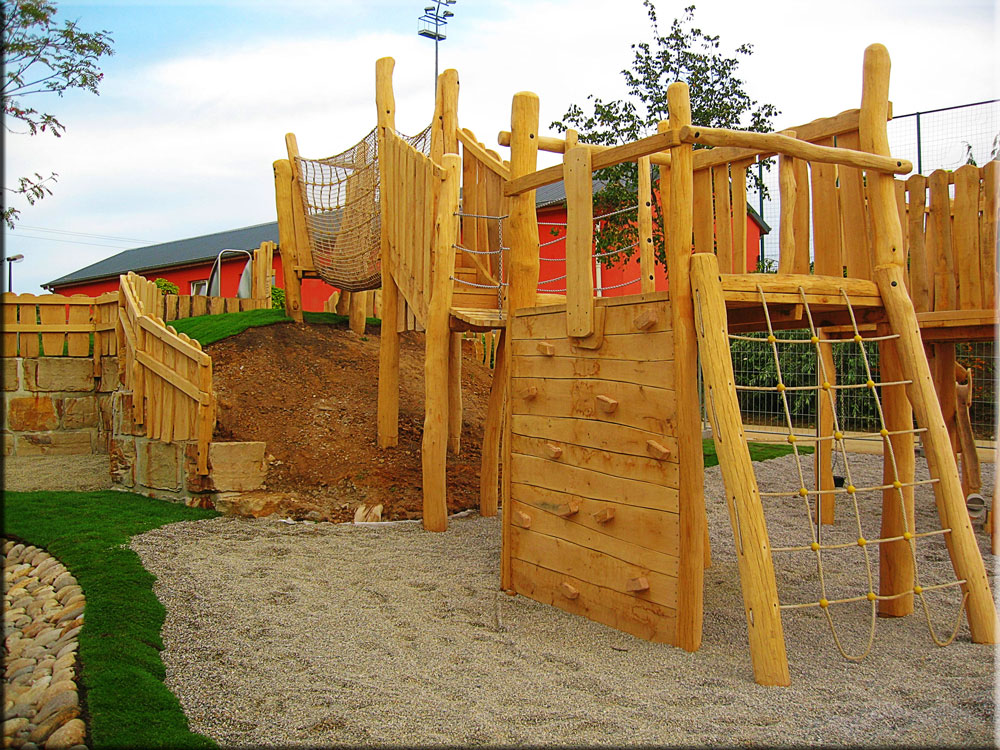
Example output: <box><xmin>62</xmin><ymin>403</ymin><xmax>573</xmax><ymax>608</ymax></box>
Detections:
<box><xmin>46</xmin><ymin>185</ymin><xmax>767</xmax><ymax>309</ymax></box>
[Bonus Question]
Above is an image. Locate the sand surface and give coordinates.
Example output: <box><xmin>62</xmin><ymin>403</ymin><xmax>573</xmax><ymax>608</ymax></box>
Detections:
<box><xmin>131</xmin><ymin>453</ymin><xmax>998</xmax><ymax>748</ymax></box>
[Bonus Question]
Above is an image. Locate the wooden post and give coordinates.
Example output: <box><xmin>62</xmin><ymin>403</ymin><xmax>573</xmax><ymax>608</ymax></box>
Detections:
<box><xmin>376</xmin><ymin>57</ymin><xmax>400</xmax><ymax>449</ymax></box>
<box><xmin>816</xmin><ymin>338</ymin><xmax>837</xmax><ymax>524</ymax></box>
<box><xmin>691</xmin><ymin>252</ymin><xmax>790</xmax><ymax>686</ymax></box>
<box><xmin>777</xmin><ymin>137</ymin><xmax>797</xmax><ymax>276</ymax></box>
<box><xmin>480</xmin><ymin>329</ymin><xmax>506</xmax><ymax>517</ymax></box>
<box><xmin>638</xmin><ymin>156</ymin><xmax>655</xmax><ymax>292</ymax></box>
<box><xmin>878</xmin><ymin>334</ymin><xmax>915</xmax><ymax>616</ymax></box>
<box><xmin>448</xmin><ymin>331</ymin><xmax>463</xmax><ymax>454</ymax></box>
<box><xmin>564</xmin><ymin>145</ymin><xmax>595</xmax><ymax>337</ymax></box>
<box><xmin>273</xmin><ymin>158</ymin><xmax>304</xmax><ymax>323</ymax></box>
<box><xmin>861</xmin><ymin>43</ymin><xmax>997</xmax><ymax>643</ymax></box>
<box><xmin>502</xmin><ymin>91</ymin><xmax>541</xmax><ymax>588</ymax></box>
<box><xmin>421</xmin><ymin>153</ymin><xmax>461</xmax><ymax>532</ymax></box>
<box><xmin>665</xmin><ymin>82</ymin><xmax>705</xmax><ymax>654</ymax></box>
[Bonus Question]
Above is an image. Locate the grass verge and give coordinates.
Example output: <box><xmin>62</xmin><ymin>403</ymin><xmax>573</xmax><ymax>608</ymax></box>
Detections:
<box><xmin>3</xmin><ymin>490</ymin><xmax>220</xmax><ymax>749</ymax></box>
<box><xmin>704</xmin><ymin>438</ymin><xmax>813</xmax><ymax>467</ymax></box>
<box><xmin>170</xmin><ymin>308</ymin><xmax>382</xmax><ymax>347</ymax></box>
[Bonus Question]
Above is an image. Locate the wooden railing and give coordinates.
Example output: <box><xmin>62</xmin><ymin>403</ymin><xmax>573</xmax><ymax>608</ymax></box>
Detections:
<box><xmin>2</xmin><ymin>292</ymin><xmax>118</xmax><ymax>372</ymax></box>
<box><xmin>118</xmin><ymin>272</ymin><xmax>216</xmax><ymax>474</ymax></box>
<box><xmin>382</xmin><ymin>127</ymin><xmax>449</xmax><ymax>328</ymax></box>
<box><xmin>898</xmin><ymin>162</ymin><xmax>998</xmax><ymax>330</ymax></box>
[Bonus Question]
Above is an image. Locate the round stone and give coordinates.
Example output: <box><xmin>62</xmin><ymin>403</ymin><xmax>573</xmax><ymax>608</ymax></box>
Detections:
<box><xmin>41</xmin><ymin>718</ymin><xmax>85</xmax><ymax>750</ymax></box>
<box><xmin>28</xmin><ymin>706</ymin><xmax>80</xmax><ymax>744</ymax></box>
<box><xmin>33</xmin><ymin>690</ymin><xmax>78</xmax><ymax>727</ymax></box>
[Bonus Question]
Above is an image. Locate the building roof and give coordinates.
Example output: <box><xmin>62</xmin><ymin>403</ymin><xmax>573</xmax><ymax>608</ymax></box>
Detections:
<box><xmin>47</xmin><ymin>181</ymin><xmax>769</xmax><ymax>289</ymax></box>
<box><xmin>45</xmin><ymin>221</ymin><xmax>280</xmax><ymax>289</ymax></box>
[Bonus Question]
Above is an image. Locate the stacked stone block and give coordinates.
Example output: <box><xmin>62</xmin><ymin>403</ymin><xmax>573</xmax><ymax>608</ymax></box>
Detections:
<box><xmin>3</xmin><ymin>357</ymin><xmax>116</xmax><ymax>458</ymax></box>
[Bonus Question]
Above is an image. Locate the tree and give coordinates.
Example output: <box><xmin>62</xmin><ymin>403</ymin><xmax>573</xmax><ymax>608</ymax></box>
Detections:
<box><xmin>2</xmin><ymin>0</ymin><xmax>113</xmax><ymax>228</ymax></box>
<box><xmin>550</xmin><ymin>2</ymin><xmax>778</xmax><ymax>268</ymax></box>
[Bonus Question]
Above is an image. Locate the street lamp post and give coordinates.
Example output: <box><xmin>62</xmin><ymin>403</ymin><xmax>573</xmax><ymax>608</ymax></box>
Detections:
<box><xmin>6</xmin><ymin>254</ymin><xmax>24</xmax><ymax>293</ymax></box>
<box><xmin>418</xmin><ymin>0</ymin><xmax>456</xmax><ymax>92</ymax></box>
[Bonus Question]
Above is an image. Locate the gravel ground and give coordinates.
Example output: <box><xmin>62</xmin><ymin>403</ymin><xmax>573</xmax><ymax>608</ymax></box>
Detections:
<box><xmin>3</xmin><ymin>455</ymin><xmax>112</xmax><ymax>493</ymax></box>
<box><xmin>131</xmin><ymin>453</ymin><xmax>998</xmax><ymax>748</ymax></box>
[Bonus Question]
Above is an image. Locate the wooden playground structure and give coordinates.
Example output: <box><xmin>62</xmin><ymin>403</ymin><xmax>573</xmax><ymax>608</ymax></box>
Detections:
<box><xmin>272</xmin><ymin>44</ymin><xmax>998</xmax><ymax>685</ymax></box>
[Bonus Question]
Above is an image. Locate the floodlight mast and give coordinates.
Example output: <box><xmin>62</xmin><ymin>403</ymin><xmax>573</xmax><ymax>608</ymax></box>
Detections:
<box><xmin>417</xmin><ymin>0</ymin><xmax>457</xmax><ymax>93</ymax></box>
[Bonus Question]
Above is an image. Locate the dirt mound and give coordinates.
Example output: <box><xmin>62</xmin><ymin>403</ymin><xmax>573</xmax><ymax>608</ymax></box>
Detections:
<box><xmin>208</xmin><ymin>320</ymin><xmax>494</xmax><ymax>522</ymax></box>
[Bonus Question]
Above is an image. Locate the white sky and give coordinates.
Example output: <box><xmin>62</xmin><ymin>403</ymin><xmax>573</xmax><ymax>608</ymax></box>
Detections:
<box><xmin>4</xmin><ymin>0</ymin><xmax>997</xmax><ymax>294</ymax></box>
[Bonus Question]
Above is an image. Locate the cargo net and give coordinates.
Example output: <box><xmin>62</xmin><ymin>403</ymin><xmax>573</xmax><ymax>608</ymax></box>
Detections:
<box><xmin>294</xmin><ymin>124</ymin><xmax>432</xmax><ymax>292</ymax></box>
<box><xmin>732</xmin><ymin>285</ymin><xmax>969</xmax><ymax>661</ymax></box>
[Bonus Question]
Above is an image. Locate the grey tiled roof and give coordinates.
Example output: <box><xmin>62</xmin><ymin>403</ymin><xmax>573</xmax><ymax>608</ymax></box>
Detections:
<box><xmin>47</xmin><ymin>181</ymin><xmax>769</xmax><ymax>289</ymax></box>
<box><xmin>45</xmin><ymin>222</ymin><xmax>280</xmax><ymax>289</ymax></box>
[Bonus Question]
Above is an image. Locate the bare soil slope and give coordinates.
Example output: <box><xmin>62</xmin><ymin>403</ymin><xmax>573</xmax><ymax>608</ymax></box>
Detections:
<box><xmin>208</xmin><ymin>320</ymin><xmax>494</xmax><ymax>522</ymax></box>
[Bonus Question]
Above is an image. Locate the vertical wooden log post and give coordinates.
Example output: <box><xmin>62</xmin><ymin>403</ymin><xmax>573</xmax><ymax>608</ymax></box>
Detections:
<box><xmin>273</xmin><ymin>159</ymin><xmax>304</xmax><ymax>323</ymax></box>
<box><xmin>564</xmin><ymin>145</ymin><xmax>595</xmax><ymax>338</ymax></box>
<box><xmin>777</xmin><ymin>135</ymin><xmax>797</xmax><ymax>276</ymax></box>
<box><xmin>376</xmin><ymin>57</ymin><xmax>400</xmax><ymax>449</ymax></box>
<box><xmin>347</xmin><ymin>141</ymin><xmax>371</xmax><ymax>336</ymax></box>
<box><xmin>501</xmin><ymin>92</ymin><xmax>541</xmax><ymax>590</ymax></box>
<box><xmin>421</xmin><ymin>153</ymin><xmax>462</xmax><ymax>532</ymax></box>
<box><xmin>284</xmin><ymin>134</ymin><xmax>312</xmax><ymax>322</ymax></box>
<box><xmin>638</xmin><ymin>156</ymin><xmax>655</xmax><ymax>293</ymax></box>
<box><xmin>665</xmin><ymin>82</ymin><xmax>706</xmax><ymax>653</ymax></box>
<box><xmin>692</xmin><ymin>252</ymin><xmax>790</xmax><ymax>685</ymax></box>
<box><xmin>436</xmin><ymin>68</ymin><xmax>463</xmax><ymax>456</ymax></box>
<box><xmin>878</xmin><ymin>334</ymin><xmax>915</xmax><ymax>616</ymax></box>
<box><xmin>861</xmin><ymin>43</ymin><xmax>997</xmax><ymax>643</ymax></box>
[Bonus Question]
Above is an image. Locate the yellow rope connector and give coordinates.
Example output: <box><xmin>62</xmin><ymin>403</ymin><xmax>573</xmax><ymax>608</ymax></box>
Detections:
<box><xmin>819</xmin><ymin>598</ymin><xmax>830</xmax><ymax>608</ymax></box>
<box><xmin>853</xmin><ymin>334</ymin><xmax>863</xmax><ymax>343</ymax></box>
<box><xmin>787</xmin><ymin>433</ymin><xmax>796</xmax><ymax>444</ymax></box>
<box><xmin>893</xmin><ymin>480</ymin><xmax>903</xmax><ymax>489</ymax></box>
<box><xmin>867</xmin><ymin>591</ymin><xmax>877</xmax><ymax>602</ymax></box>
<box><xmin>767</xmin><ymin>334</ymin><xmax>776</xmax><ymax>343</ymax></box>
<box><xmin>822</xmin><ymin>381</ymin><xmax>831</xmax><ymax>391</ymax></box>
<box><xmin>903</xmin><ymin>531</ymin><xmax>913</xmax><ymax>541</ymax></box>
<box><xmin>846</xmin><ymin>484</ymin><xmax>856</xmax><ymax>494</ymax></box>
<box><xmin>811</xmin><ymin>335</ymin><xmax>819</xmax><ymax>344</ymax></box>
<box><xmin>914</xmin><ymin>585</ymin><xmax>923</xmax><ymax>595</ymax></box>
<box><xmin>811</xmin><ymin>542</ymin><xmax>820</xmax><ymax>552</ymax></box>
<box><xmin>880</xmin><ymin>428</ymin><xmax>889</xmax><ymax>438</ymax></box>
<box><xmin>799</xmin><ymin>487</ymin><xmax>809</xmax><ymax>497</ymax></box>
<box><xmin>866</xmin><ymin>379</ymin><xmax>876</xmax><ymax>390</ymax></box>
<box><xmin>857</xmin><ymin>537</ymin><xmax>867</xmax><ymax>547</ymax></box>
<box><xmin>834</xmin><ymin>431</ymin><xmax>844</xmax><ymax>441</ymax></box>
<box><xmin>776</xmin><ymin>383</ymin><xmax>787</xmax><ymax>392</ymax></box>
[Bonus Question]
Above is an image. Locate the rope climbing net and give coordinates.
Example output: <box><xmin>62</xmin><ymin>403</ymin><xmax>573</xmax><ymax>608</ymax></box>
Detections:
<box><xmin>294</xmin><ymin>125</ymin><xmax>432</xmax><ymax>292</ymax></box>
<box><xmin>732</xmin><ymin>285</ymin><xmax>970</xmax><ymax>661</ymax></box>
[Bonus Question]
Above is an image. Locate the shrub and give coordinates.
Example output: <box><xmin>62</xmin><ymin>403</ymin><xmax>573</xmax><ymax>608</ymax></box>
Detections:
<box><xmin>154</xmin><ymin>277</ymin><xmax>179</xmax><ymax>295</ymax></box>
<box><xmin>271</xmin><ymin>286</ymin><xmax>286</xmax><ymax>310</ymax></box>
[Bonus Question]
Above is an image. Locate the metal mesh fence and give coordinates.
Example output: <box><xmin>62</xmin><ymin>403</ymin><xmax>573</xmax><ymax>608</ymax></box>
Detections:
<box><xmin>733</xmin><ymin>100</ymin><xmax>998</xmax><ymax>444</ymax></box>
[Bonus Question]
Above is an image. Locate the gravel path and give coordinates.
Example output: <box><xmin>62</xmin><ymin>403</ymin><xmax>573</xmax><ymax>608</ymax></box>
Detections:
<box><xmin>130</xmin><ymin>452</ymin><xmax>997</xmax><ymax>748</ymax></box>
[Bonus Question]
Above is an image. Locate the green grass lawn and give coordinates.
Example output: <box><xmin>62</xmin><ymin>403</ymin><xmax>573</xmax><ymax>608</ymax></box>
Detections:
<box><xmin>169</xmin><ymin>308</ymin><xmax>381</xmax><ymax>347</ymax></box>
<box><xmin>704</xmin><ymin>438</ymin><xmax>812</xmax><ymax>467</ymax></box>
<box><xmin>3</xmin><ymin>491</ymin><xmax>220</xmax><ymax>749</ymax></box>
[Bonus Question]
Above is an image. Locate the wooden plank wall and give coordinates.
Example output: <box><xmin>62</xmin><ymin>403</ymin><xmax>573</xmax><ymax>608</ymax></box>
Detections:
<box><xmin>2</xmin><ymin>292</ymin><xmax>118</xmax><ymax>362</ymax></box>
<box><xmin>506</xmin><ymin>294</ymin><xmax>680</xmax><ymax>643</ymax></box>
<box><xmin>898</xmin><ymin>162</ymin><xmax>998</xmax><ymax>329</ymax></box>
<box><xmin>383</xmin><ymin>128</ymin><xmax>443</xmax><ymax>329</ymax></box>
<box><xmin>118</xmin><ymin>272</ymin><xmax>216</xmax><ymax>474</ymax></box>
<box><xmin>452</xmin><ymin>128</ymin><xmax>510</xmax><ymax>312</ymax></box>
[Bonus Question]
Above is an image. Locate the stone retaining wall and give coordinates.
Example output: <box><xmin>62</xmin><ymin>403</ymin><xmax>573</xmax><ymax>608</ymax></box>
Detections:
<box><xmin>3</xmin><ymin>357</ymin><xmax>116</xmax><ymax>458</ymax></box>
<box><xmin>110</xmin><ymin>388</ymin><xmax>267</xmax><ymax>505</ymax></box>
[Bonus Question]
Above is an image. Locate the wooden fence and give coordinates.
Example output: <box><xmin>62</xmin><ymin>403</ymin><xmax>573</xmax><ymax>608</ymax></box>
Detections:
<box><xmin>118</xmin><ymin>272</ymin><xmax>216</xmax><ymax>474</ymax></box>
<box><xmin>1</xmin><ymin>291</ymin><xmax>118</xmax><ymax>374</ymax></box>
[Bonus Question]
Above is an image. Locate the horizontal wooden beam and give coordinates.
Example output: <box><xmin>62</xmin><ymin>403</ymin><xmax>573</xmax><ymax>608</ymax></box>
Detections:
<box><xmin>135</xmin><ymin>349</ymin><xmax>209</xmax><ymax>405</ymax></box>
<box><xmin>679</xmin><ymin>126</ymin><xmax>912</xmax><ymax>174</ymax></box>
<box><xmin>505</xmin><ymin>131</ymin><xmax>682</xmax><ymax>197</ymax></box>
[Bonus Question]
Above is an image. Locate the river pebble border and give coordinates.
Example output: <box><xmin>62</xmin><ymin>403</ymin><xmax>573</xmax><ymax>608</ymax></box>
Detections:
<box><xmin>3</xmin><ymin>540</ymin><xmax>88</xmax><ymax>750</ymax></box>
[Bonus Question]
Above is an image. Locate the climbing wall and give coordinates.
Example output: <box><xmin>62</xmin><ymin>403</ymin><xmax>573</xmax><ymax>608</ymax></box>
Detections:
<box><xmin>504</xmin><ymin>293</ymin><xmax>681</xmax><ymax>643</ymax></box>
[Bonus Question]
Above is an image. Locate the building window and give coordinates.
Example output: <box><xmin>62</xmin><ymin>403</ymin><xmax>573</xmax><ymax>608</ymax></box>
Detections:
<box><xmin>190</xmin><ymin>280</ymin><xmax>208</xmax><ymax>295</ymax></box>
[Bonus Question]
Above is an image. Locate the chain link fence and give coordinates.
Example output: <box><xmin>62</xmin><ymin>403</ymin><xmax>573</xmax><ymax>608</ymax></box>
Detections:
<box><xmin>735</xmin><ymin>99</ymin><xmax>998</xmax><ymax>444</ymax></box>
